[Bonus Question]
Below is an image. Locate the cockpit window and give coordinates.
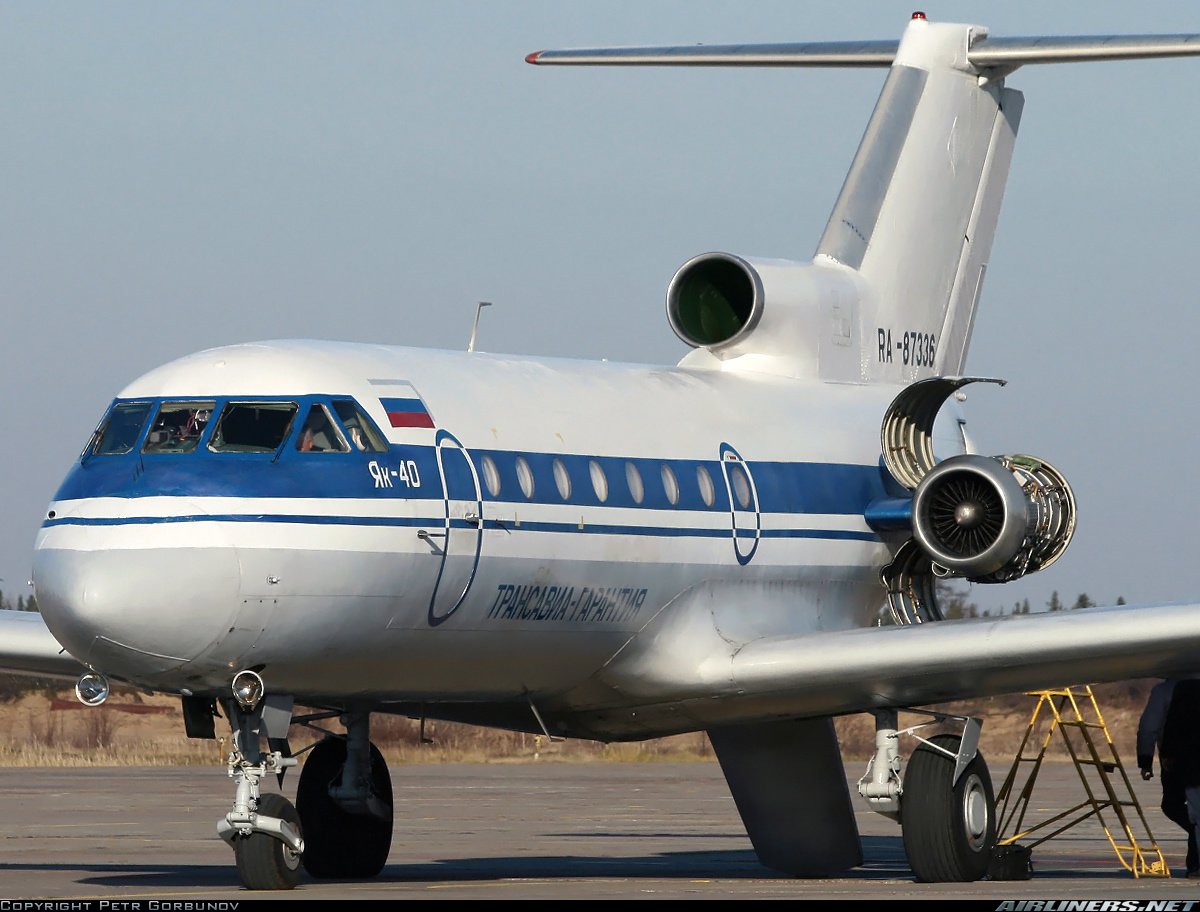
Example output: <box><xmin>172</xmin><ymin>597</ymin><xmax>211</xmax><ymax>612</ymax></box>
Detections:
<box><xmin>208</xmin><ymin>402</ymin><xmax>298</xmax><ymax>453</ymax></box>
<box><xmin>143</xmin><ymin>401</ymin><xmax>215</xmax><ymax>454</ymax></box>
<box><xmin>331</xmin><ymin>400</ymin><xmax>388</xmax><ymax>453</ymax></box>
<box><xmin>90</xmin><ymin>402</ymin><xmax>152</xmax><ymax>456</ymax></box>
<box><xmin>296</xmin><ymin>404</ymin><xmax>349</xmax><ymax>453</ymax></box>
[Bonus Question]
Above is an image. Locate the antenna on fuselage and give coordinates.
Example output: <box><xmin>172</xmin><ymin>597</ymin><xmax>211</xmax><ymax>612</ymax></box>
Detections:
<box><xmin>467</xmin><ymin>301</ymin><xmax>492</xmax><ymax>353</ymax></box>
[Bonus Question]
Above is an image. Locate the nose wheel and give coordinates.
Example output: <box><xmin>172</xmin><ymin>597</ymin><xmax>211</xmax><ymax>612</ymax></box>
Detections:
<box><xmin>233</xmin><ymin>793</ymin><xmax>304</xmax><ymax>890</ymax></box>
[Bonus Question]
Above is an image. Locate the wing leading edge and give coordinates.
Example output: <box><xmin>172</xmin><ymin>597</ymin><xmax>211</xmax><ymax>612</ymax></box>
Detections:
<box><xmin>0</xmin><ymin>610</ymin><xmax>84</xmax><ymax>679</ymax></box>
<box><xmin>595</xmin><ymin>601</ymin><xmax>1200</xmax><ymax>728</ymax></box>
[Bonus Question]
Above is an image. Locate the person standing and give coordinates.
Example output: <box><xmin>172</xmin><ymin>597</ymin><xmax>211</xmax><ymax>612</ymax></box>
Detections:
<box><xmin>1139</xmin><ymin>677</ymin><xmax>1200</xmax><ymax>877</ymax></box>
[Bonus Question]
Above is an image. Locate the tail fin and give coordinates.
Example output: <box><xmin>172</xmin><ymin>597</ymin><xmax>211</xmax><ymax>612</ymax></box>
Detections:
<box><xmin>529</xmin><ymin>17</ymin><xmax>1200</xmax><ymax>383</ymax></box>
<box><xmin>814</xmin><ymin>21</ymin><xmax>1022</xmax><ymax>379</ymax></box>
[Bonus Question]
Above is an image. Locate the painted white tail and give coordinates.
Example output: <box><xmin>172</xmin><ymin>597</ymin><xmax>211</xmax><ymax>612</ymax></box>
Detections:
<box><xmin>529</xmin><ymin>16</ymin><xmax>1200</xmax><ymax>384</ymax></box>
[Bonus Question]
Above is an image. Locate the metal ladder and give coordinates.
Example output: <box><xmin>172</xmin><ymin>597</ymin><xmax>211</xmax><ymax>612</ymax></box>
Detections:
<box><xmin>994</xmin><ymin>684</ymin><xmax>1170</xmax><ymax>877</ymax></box>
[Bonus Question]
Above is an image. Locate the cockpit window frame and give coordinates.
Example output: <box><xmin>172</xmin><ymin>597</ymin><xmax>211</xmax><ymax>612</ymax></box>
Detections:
<box><xmin>294</xmin><ymin>403</ymin><xmax>350</xmax><ymax>454</ymax></box>
<box><xmin>142</xmin><ymin>400</ymin><xmax>217</xmax><ymax>455</ymax></box>
<box><xmin>207</xmin><ymin>400</ymin><xmax>300</xmax><ymax>455</ymax></box>
<box><xmin>86</xmin><ymin>400</ymin><xmax>153</xmax><ymax>458</ymax></box>
<box><xmin>330</xmin><ymin>399</ymin><xmax>389</xmax><ymax>454</ymax></box>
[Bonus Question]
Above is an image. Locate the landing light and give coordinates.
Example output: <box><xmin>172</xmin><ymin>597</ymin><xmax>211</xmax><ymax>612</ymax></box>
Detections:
<box><xmin>232</xmin><ymin>670</ymin><xmax>265</xmax><ymax>710</ymax></box>
<box><xmin>75</xmin><ymin>672</ymin><xmax>110</xmax><ymax>707</ymax></box>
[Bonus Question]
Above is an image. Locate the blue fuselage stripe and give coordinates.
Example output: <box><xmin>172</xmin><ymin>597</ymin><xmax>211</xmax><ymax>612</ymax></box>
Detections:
<box><xmin>43</xmin><ymin>513</ymin><xmax>878</xmax><ymax>542</ymax></box>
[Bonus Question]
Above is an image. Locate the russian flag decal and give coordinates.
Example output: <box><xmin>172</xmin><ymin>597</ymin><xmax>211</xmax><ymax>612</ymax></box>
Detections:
<box><xmin>379</xmin><ymin>395</ymin><xmax>435</xmax><ymax>429</ymax></box>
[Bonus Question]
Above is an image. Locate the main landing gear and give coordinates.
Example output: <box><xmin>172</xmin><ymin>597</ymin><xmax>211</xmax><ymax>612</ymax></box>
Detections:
<box><xmin>215</xmin><ymin>672</ymin><xmax>394</xmax><ymax>890</ymax></box>
<box><xmin>857</xmin><ymin>709</ymin><xmax>997</xmax><ymax>882</ymax></box>
<box><xmin>297</xmin><ymin>712</ymin><xmax>394</xmax><ymax>879</ymax></box>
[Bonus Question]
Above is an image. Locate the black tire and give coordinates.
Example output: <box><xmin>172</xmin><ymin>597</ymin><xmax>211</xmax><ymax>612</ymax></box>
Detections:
<box><xmin>296</xmin><ymin>737</ymin><xmax>393</xmax><ymax>879</ymax></box>
<box><xmin>902</xmin><ymin>733</ymin><xmax>996</xmax><ymax>882</ymax></box>
<box><xmin>234</xmin><ymin>793</ymin><xmax>304</xmax><ymax>891</ymax></box>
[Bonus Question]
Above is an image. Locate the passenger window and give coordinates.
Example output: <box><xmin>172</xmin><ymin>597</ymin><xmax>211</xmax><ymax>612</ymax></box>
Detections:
<box><xmin>331</xmin><ymin>400</ymin><xmax>389</xmax><ymax>453</ymax></box>
<box><xmin>209</xmin><ymin>402</ymin><xmax>298</xmax><ymax>453</ymax></box>
<box><xmin>729</xmin><ymin>462</ymin><xmax>752</xmax><ymax>509</ymax></box>
<box><xmin>553</xmin><ymin>458</ymin><xmax>571</xmax><ymax>500</ymax></box>
<box><xmin>515</xmin><ymin>456</ymin><xmax>535</xmax><ymax>499</ymax></box>
<box><xmin>661</xmin><ymin>464</ymin><xmax>679</xmax><ymax>506</ymax></box>
<box><xmin>143</xmin><ymin>402</ymin><xmax>215</xmax><ymax>454</ymax></box>
<box><xmin>590</xmin><ymin>460</ymin><xmax>608</xmax><ymax>503</ymax></box>
<box><xmin>696</xmin><ymin>465</ymin><xmax>716</xmax><ymax>508</ymax></box>
<box><xmin>90</xmin><ymin>402</ymin><xmax>151</xmax><ymax>456</ymax></box>
<box><xmin>626</xmin><ymin>462</ymin><xmax>644</xmax><ymax>504</ymax></box>
<box><xmin>296</xmin><ymin>404</ymin><xmax>349</xmax><ymax>453</ymax></box>
<box><xmin>480</xmin><ymin>455</ymin><xmax>501</xmax><ymax>497</ymax></box>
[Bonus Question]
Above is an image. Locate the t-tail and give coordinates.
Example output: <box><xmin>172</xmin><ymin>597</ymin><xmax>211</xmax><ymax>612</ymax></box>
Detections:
<box><xmin>529</xmin><ymin>14</ymin><xmax>1200</xmax><ymax>384</ymax></box>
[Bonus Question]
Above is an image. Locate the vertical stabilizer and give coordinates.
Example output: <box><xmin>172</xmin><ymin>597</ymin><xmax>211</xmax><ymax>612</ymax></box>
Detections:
<box><xmin>528</xmin><ymin>17</ymin><xmax>1200</xmax><ymax>384</ymax></box>
<box><xmin>815</xmin><ymin>19</ymin><xmax>1022</xmax><ymax>382</ymax></box>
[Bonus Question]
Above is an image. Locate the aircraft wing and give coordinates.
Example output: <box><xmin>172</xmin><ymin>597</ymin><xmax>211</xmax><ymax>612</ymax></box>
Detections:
<box><xmin>0</xmin><ymin>610</ymin><xmax>85</xmax><ymax>679</ymax></box>
<box><xmin>602</xmin><ymin>601</ymin><xmax>1200</xmax><ymax>724</ymax></box>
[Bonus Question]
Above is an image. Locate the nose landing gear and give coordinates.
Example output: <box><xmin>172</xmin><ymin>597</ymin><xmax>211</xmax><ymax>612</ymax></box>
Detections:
<box><xmin>216</xmin><ymin>693</ymin><xmax>304</xmax><ymax>891</ymax></box>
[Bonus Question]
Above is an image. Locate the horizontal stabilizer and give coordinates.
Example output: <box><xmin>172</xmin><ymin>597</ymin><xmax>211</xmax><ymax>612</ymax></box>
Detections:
<box><xmin>970</xmin><ymin>34</ymin><xmax>1200</xmax><ymax>67</ymax></box>
<box><xmin>527</xmin><ymin>33</ymin><xmax>1200</xmax><ymax>72</ymax></box>
<box><xmin>527</xmin><ymin>41</ymin><xmax>897</xmax><ymax>68</ymax></box>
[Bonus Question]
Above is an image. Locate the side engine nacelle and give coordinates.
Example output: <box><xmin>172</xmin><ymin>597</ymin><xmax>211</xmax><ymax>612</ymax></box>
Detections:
<box><xmin>874</xmin><ymin>377</ymin><xmax>1077</xmax><ymax>624</ymax></box>
<box><xmin>912</xmin><ymin>453</ymin><xmax>1076</xmax><ymax>584</ymax></box>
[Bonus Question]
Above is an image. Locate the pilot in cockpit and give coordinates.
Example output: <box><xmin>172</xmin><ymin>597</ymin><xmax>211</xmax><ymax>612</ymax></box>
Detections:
<box><xmin>296</xmin><ymin>405</ymin><xmax>342</xmax><ymax>453</ymax></box>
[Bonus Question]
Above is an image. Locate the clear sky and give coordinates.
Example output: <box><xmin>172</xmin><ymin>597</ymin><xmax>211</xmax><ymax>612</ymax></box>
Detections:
<box><xmin>3</xmin><ymin>1</ymin><xmax>1198</xmax><ymax>615</ymax></box>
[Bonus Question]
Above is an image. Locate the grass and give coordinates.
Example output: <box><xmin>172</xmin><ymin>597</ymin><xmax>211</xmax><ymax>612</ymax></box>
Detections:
<box><xmin>0</xmin><ymin>678</ymin><xmax>1158</xmax><ymax>768</ymax></box>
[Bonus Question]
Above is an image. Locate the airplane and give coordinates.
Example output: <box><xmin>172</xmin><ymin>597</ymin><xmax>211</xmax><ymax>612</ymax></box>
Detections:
<box><xmin>8</xmin><ymin>11</ymin><xmax>1200</xmax><ymax>891</ymax></box>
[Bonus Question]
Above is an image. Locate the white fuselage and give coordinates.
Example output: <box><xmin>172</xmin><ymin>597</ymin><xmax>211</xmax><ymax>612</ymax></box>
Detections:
<box><xmin>33</xmin><ymin>340</ymin><xmax>903</xmax><ymax>735</ymax></box>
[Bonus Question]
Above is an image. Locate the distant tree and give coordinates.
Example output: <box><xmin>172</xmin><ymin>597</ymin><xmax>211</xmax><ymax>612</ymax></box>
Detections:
<box><xmin>937</xmin><ymin>578</ymin><xmax>978</xmax><ymax>619</ymax></box>
<box><xmin>2</xmin><ymin>591</ymin><xmax>39</xmax><ymax>612</ymax></box>
<box><xmin>1047</xmin><ymin>591</ymin><xmax>1063</xmax><ymax>612</ymax></box>
<box><xmin>1116</xmin><ymin>595</ymin><xmax>1127</xmax><ymax>605</ymax></box>
<box><xmin>1071</xmin><ymin>593</ymin><xmax>1095</xmax><ymax>610</ymax></box>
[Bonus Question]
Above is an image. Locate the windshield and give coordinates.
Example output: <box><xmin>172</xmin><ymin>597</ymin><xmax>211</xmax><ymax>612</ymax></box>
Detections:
<box><xmin>208</xmin><ymin>402</ymin><xmax>298</xmax><ymax>453</ymax></box>
<box><xmin>143</xmin><ymin>402</ymin><xmax>215</xmax><ymax>454</ymax></box>
<box><xmin>90</xmin><ymin>402</ymin><xmax>152</xmax><ymax>456</ymax></box>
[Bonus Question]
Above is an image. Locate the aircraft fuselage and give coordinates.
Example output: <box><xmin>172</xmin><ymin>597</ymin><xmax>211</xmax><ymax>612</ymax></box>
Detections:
<box><xmin>33</xmin><ymin>339</ymin><xmax>897</xmax><ymax>734</ymax></box>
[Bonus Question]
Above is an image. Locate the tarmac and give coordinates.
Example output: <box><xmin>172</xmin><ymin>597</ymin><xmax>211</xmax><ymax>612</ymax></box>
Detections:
<box><xmin>0</xmin><ymin>761</ymin><xmax>1196</xmax><ymax>901</ymax></box>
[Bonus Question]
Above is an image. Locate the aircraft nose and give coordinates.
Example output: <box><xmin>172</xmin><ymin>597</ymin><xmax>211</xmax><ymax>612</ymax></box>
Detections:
<box><xmin>33</xmin><ymin>538</ymin><xmax>241</xmax><ymax>684</ymax></box>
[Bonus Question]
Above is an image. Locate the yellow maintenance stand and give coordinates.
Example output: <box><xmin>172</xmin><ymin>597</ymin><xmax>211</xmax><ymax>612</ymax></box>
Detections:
<box><xmin>993</xmin><ymin>685</ymin><xmax>1169</xmax><ymax>878</ymax></box>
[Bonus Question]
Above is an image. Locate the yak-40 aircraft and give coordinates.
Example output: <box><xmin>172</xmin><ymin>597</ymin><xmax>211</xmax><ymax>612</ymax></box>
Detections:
<box><xmin>9</xmin><ymin>12</ymin><xmax>1200</xmax><ymax>890</ymax></box>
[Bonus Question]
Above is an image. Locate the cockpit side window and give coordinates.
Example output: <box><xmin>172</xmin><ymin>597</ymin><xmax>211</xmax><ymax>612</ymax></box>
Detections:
<box><xmin>331</xmin><ymin>400</ymin><xmax>388</xmax><ymax>453</ymax></box>
<box><xmin>296</xmin><ymin>404</ymin><xmax>349</xmax><ymax>453</ymax></box>
<box><xmin>90</xmin><ymin>402</ymin><xmax>152</xmax><ymax>456</ymax></box>
<box><xmin>143</xmin><ymin>401</ymin><xmax>215</xmax><ymax>454</ymax></box>
<box><xmin>208</xmin><ymin>402</ymin><xmax>298</xmax><ymax>453</ymax></box>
